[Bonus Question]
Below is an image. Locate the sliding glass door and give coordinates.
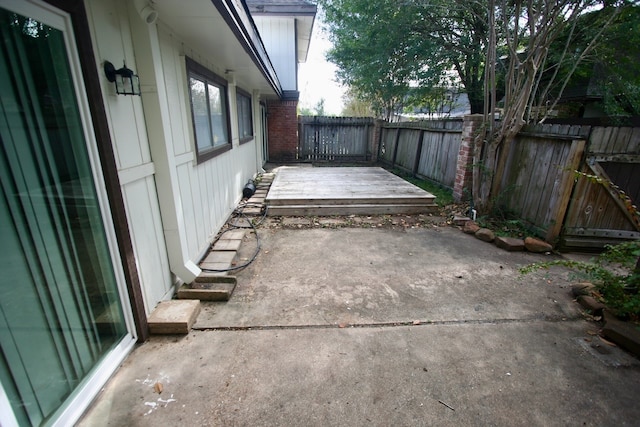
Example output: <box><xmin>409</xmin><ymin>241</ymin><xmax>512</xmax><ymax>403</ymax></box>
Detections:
<box><xmin>0</xmin><ymin>1</ymin><xmax>134</xmax><ymax>425</ymax></box>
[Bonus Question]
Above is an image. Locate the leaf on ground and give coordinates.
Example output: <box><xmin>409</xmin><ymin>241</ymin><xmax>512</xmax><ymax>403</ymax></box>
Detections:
<box><xmin>599</xmin><ymin>336</ymin><xmax>617</xmax><ymax>347</ymax></box>
<box><xmin>154</xmin><ymin>382</ymin><xmax>163</xmax><ymax>394</ymax></box>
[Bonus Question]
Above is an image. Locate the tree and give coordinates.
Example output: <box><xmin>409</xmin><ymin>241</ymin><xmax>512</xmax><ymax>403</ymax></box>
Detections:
<box><xmin>314</xmin><ymin>98</ymin><xmax>326</xmax><ymax>116</ymax></box>
<box><xmin>473</xmin><ymin>0</ymin><xmax>628</xmax><ymax>213</ymax></box>
<box><xmin>298</xmin><ymin>98</ymin><xmax>327</xmax><ymax>116</ymax></box>
<box><xmin>320</xmin><ymin>0</ymin><xmax>459</xmax><ymax>119</ymax></box>
<box><xmin>544</xmin><ymin>2</ymin><xmax>640</xmax><ymax>118</ymax></box>
<box><xmin>341</xmin><ymin>89</ymin><xmax>374</xmax><ymax>117</ymax></box>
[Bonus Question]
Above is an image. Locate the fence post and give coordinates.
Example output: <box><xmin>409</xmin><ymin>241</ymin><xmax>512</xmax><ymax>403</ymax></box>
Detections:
<box><xmin>391</xmin><ymin>127</ymin><xmax>402</xmax><ymax>168</ymax></box>
<box><xmin>413</xmin><ymin>130</ymin><xmax>425</xmax><ymax>176</ymax></box>
<box><xmin>453</xmin><ymin>114</ymin><xmax>483</xmax><ymax>202</ymax></box>
<box><xmin>370</xmin><ymin>119</ymin><xmax>383</xmax><ymax>163</ymax></box>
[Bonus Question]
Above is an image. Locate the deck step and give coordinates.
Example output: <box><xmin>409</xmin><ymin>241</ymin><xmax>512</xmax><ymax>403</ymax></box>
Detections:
<box><xmin>266</xmin><ymin>196</ymin><xmax>435</xmax><ymax>206</ymax></box>
<box><xmin>267</xmin><ymin>203</ymin><xmax>438</xmax><ymax>216</ymax></box>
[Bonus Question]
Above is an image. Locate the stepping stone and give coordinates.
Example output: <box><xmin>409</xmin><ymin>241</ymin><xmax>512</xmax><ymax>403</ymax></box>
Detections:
<box><xmin>248</xmin><ymin>196</ymin><xmax>265</xmax><ymax>205</ymax></box>
<box><xmin>177</xmin><ymin>279</ymin><xmax>236</xmax><ymax>301</ymax></box>
<box><xmin>148</xmin><ymin>300</ymin><xmax>200</xmax><ymax>334</ymax></box>
<box><xmin>212</xmin><ymin>239</ymin><xmax>242</xmax><ymax>251</ymax></box>
<box><xmin>242</xmin><ymin>206</ymin><xmax>263</xmax><ymax>215</ymax></box>
<box><xmin>202</xmin><ymin>251</ymin><xmax>236</xmax><ymax>264</ymax></box>
<box><xmin>221</xmin><ymin>229</ymin><xmax>245</xmax><ymax>240</ymax></box>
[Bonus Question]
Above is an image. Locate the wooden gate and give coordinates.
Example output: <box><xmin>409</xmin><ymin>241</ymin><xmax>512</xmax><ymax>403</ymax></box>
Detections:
<box><xmin>298</xmin><ymin>116</ymin><xmax>374</xmax><ymax>162</ymax></box>
<box><xmin>494</xmin><ymin>123</ymin><xmax>639</xmax><ymax>249</ymax></box>
<box><xmin>562</xmin><ymin>127</ymin><xmax>640</xmax><ymax>249</ymax></box>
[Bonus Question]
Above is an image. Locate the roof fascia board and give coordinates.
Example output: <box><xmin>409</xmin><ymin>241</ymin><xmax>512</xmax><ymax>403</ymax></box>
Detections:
<box><xmin>210</xmin><ymin>0</ymin><xmax>282</xmax><ymax>97</ymax></box>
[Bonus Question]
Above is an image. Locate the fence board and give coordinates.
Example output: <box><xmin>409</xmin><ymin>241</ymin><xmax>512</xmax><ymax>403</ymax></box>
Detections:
<box><xmin>298</xmin><ymin>116</ymin><xmax>373</xmax><ymax>162</ymax></box>
<box><xmin>395</xmin><ymin>129</ymin><xmax>422</xmax><ymax>171</ymax></box>
<box><xmin>416</xmin><ymin>131</ymin><xmax>461</xmax><ymax>188</ymax></box>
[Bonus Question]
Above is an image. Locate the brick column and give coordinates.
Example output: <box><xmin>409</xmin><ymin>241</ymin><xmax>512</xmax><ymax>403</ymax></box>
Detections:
<box><xmin>453</xmin><ymin>114</ymin><xmax>484</xmax><ymax>202</ymax></box>
<box><xmin>266</xmin><ymin>99</ymin><xmax>299</xmax><ymax>162</ymax></box>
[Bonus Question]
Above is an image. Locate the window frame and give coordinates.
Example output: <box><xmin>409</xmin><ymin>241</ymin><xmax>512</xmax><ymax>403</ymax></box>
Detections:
<box><xmin>236</xmin><ymin>87</ymin><xmax>254</xmax><ymax>144</ymax></box>
<box><xmin>186</xmin><ymin>57</ymin><xmax>232</xmax><ymax>163</ymax></box>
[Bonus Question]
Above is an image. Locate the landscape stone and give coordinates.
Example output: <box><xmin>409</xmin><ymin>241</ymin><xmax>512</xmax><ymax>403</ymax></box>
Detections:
<box><xmin>463</xmin><ymin>221</ymin><xmax>480</xmax><ymax>234</ymax></box>
<box><xmin>577</xmin><ymin>295</ymin><xmax>606</xmax><ymax>315</ymax></box>
<box><xmin>495</xmin><ymin>236</ymin><xmax>525</xmax><ymax>251</ymax></box>
<box><xmin>571</xmin><ymin>282</ymin><xmax>595</xmax><ymax>297</ymax></box>
<box><xmin>524</xmin><ymin>237</ymin><xmax>553</xmax><ymax>253</ymax></box>
<box><xmin>603</xmin><ymin>311</ymin><xmax>640</xmax><ymax>357</ymax></box>
<box><xmin>475</xmin><ymin>228</ymin><xmax>495</xmax><ymax>242</ymax></box>
<box><xmin>453</xmin><ymin>215</ymin><xmax>472</xmax><ymax>226</ymax></box>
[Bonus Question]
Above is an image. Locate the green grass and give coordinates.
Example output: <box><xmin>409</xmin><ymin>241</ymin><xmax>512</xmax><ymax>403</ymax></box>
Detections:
<box><xmin>389</xmin><ymin>168</ymin><xmax>454</xmax><ymax>207</ymax></box>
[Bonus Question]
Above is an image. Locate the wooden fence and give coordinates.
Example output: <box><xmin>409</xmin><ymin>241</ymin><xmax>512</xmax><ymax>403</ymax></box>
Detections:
<box><xmin>493</xmin><ymin>123</ymin><xmax>639</xmax><ymax>248</ymax></box>
<box><xmin>298</xmin><ymin>116</ymin><xmax>374</xmax><ymax>162</ymax></box>
<box><xmin>378</xmin><ymin>120</ymin><xmax>463</xmax><ymax>189</ymax></box>
<box><xmin>294</xmin><ymin>114</ymin><xmax>639</xmax><ymax>249</ymax></box>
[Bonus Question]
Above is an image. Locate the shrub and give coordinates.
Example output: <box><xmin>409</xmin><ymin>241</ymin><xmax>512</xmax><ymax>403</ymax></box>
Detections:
<box><xmin>520</xmin><ymin>240</ymin><xmax>640</xmax><ymax>319</ymax></box>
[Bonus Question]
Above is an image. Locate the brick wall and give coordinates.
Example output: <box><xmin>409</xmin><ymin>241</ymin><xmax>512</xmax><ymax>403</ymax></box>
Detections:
<box><xmin>267</xmin><ymin>99</ymin><xmax>298</xmax><ymax>162</ymax></box>
<box><xmin>453</xmin><ymin>114</ymin><xmax>483</xmax><ymax>202</ymax></box>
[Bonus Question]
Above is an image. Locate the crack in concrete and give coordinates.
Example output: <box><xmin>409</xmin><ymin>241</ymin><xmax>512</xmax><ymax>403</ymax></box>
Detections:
<box><xmin>193</xmin><ymin>314</ymin><xmax>584</xmax><ymax>332</ymax></box>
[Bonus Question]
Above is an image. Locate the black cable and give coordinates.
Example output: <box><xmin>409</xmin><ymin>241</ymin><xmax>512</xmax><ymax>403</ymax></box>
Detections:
<box><xmin>200</xmin><ymin>198</ymin><xmax>267</xmax><ymax>273</ymax></box>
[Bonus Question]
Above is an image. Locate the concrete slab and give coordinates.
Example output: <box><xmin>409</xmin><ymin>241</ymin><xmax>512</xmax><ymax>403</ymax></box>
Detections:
<box><xmin>79</xmin><ymin>322</ymin><xmax>640</xmax><ymax>426</ymax></box>
<box><xmin>147</xmin><ymin>300</ymin><xmax>200</xmax><ymax>334</ymax></box>
<box><xmin>79</xmin><ymin>227</ymin><xmax>640</xmax><ymax>426</ymax></box>
<box><xmin>196</xmin><ymin>228</ymin><xmax>580</xmax><ymax>328</ymax></box>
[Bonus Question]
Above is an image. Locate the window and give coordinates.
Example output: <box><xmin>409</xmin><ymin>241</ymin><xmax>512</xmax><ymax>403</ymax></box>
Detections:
<box><xmin>187</xmin><ymin>57</ymin><xmax>231</xmax><ymax>162</ymax></box>
<box><xmin>236</xmin><ymin>88</ymin><xmax>253</xmax><ymax>143</ymax></box>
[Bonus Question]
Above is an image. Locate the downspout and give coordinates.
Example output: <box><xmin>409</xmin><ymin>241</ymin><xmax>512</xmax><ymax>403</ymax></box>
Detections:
<box><xmin>128</xmin><ymin>1</ymin><xmax>200</xmax><ymax>285</ymax></box>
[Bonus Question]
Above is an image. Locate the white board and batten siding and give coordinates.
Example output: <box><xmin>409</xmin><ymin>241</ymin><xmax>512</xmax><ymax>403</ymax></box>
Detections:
<box><xmin>253</xmin><ymin>17</ymin><xmax>297</xmax><ymax>90</ymax></box>
<box><xmin>87</xmin><ymin>0</ymin><xmax>261</xmax><ymax>313</ymax></box>
<box><xmin>86</xmin><ymin>0</ymin><xmax>173</xmax><ymax>314</ymax></box>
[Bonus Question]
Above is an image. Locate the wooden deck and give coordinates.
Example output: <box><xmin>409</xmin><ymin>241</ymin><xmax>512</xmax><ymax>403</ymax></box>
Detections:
<box><xmin>265</xmin><ymin>167</ymin><xmax>437</xmax><ymax>216</ymax></box>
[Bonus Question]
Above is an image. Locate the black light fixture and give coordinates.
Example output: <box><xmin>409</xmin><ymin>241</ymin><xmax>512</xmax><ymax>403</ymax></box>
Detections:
<box><xmin>104</xmin><ymin>60</ymin><xmax>141</xmax><ymax>96</ymax></box>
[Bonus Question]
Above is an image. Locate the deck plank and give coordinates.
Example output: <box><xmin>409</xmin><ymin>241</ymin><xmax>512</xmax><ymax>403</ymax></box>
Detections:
<box><xmin>266</xmin><ymin>167</ymin><xmax>437</xmax><ymax>216</ymax></box>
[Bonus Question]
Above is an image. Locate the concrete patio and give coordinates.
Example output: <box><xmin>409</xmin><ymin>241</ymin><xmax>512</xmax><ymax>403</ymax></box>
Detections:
<box><xmin>78</xmin><ymin>226</ymin><xmax>640</xmax><ymax>426</ymax></box>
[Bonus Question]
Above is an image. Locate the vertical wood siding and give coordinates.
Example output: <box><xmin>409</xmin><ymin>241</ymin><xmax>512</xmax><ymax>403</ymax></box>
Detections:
<box><xmin>253</xmin><ymin>17</ymin><xmax>296</xmax><ymax>90</ymax></box>
<box><xmin>87</xmin><ymin>0</ymin><xmax>172</xmax><ymax>313</ymax></box>
<box><xmin>89</xmin><ymin>0</ymin><xmax>261</xmax><ymax>312</ymax></box>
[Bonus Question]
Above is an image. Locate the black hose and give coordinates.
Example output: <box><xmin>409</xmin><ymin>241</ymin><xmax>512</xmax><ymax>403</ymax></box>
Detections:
<box><xmin>200</xmin><ymin>203</ymin><xmax>267</xmax><ymax>273</ymax></box>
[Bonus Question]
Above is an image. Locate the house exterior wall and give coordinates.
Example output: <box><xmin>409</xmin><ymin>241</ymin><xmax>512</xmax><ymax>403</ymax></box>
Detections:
<box><xmin>85</xmin><ymin>0</ymin><xmax>173</xmax><ymax>314</ymax></box>
<box><xmin>253</xmin><ymin>16</ymin><xmax>297</xmax><ymax>91</ymax></box>
<box><xmin>85</xmin><ymin>0</ymin><xmax>262</xmax><ymax>314</ymax></box>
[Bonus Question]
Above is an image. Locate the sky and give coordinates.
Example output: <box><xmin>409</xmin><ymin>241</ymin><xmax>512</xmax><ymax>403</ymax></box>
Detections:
<box><xmin>297</xmin><ymin>14</ymin><xmax>345</xmax><ymax>116</ymax></box>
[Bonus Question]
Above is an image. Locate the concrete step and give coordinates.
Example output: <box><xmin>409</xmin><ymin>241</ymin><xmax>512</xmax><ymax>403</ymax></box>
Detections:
<box><xmin>147</xmin><ymin>300</ymin><xmax>200</xmax><ymax>334</ymax></box>
<box><xmin>177</xmin><ymin>281</ymin><xmax>236</xmax><ymax>301</ymax></box>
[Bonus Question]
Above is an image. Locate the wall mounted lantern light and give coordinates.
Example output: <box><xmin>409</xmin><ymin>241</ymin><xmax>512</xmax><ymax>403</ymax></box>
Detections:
<box><xmin>104</xmin><ymin>61</ymin><xmax>141</xmax><ymax>96</ymax></box>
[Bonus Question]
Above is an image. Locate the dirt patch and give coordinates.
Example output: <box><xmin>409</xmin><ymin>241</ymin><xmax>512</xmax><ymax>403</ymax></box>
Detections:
<box><xmin>258</xmin><ymin>203</ymin><xmax>468</xmax><ymax>231</ymax></box>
